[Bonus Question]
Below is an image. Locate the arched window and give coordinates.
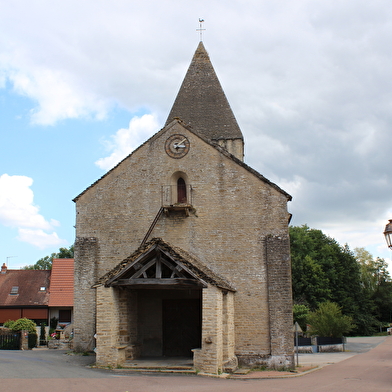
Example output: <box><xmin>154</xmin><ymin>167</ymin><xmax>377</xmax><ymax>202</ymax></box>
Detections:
<box><xmin>177</xmin><ymin>177</ymin><xmax>187</xmax><ymax>203</ymax></box>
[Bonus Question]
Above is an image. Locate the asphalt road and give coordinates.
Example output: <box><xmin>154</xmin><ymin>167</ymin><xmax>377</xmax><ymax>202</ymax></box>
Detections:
<box><xmin>0</xmin><ymin>336</ymin><xmax>390</xmax><ymax>392</ymax></box>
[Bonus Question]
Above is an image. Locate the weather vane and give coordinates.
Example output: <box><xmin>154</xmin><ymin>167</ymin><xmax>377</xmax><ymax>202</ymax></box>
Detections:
<box><xmin>196</xmin><ymin>18</ymin><xmax>206</xmax><ymax>41</ymax></box>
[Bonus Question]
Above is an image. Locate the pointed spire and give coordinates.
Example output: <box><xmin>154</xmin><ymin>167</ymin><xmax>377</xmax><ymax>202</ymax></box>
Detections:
<box><xmin>166</xmin><ymin>42</ymin><xmax>244</xmax><ymax>146</ymax></box>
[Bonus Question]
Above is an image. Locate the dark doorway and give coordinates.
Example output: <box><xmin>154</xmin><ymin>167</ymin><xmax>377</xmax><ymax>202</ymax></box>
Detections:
<box><xmin>162</xmin><ymin>299</ymin><xmax>201</xmax><ymax>357</ymax></box>
<box><xmin>177</xmin><ymin>178</ymin><xmax>187</xmax><ymax>203</ymax></box>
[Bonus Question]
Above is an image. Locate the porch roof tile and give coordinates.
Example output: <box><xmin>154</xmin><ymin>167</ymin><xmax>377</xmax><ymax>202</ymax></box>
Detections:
<box><xmin>94</xmin><ymin>238</ymin><xmax>236</xmax><ymax>292</ymax></box>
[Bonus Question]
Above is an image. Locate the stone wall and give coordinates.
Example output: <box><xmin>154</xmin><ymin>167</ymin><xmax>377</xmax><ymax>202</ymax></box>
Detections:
<box><xmin>193</xmin><ymin>286</ymin><xmax>223</xmax><ymax>374</ymax></box>
<box><xmin>191</xmin><ymin>286</ymin><xmax>238</xmax><ymax>374</ymax></box>
<box><xmin>266</xmin><ymin>234</ymin><xmax>294</xmax><ymax>368</ymax></box>
<box><xmin>95</xmin><ymin>286</ymin><xmax>124</xmax><ymax>367</ymax></box>
<box><xmin>73</xmin><ymin>237</ymin><xmax>98</xmax><ymax>352</ymax></box>
<box><xmin>74</xmin><ymin>121</ymin><xmax>293</xmax><ymax>369</ymax></box>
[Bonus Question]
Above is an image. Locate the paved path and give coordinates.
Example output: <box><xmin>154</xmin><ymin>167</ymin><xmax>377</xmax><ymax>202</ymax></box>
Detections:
<box><xmin>297</xmin><ymin>336</ymin><xmax>387</xmax><ymax>367</ymax></box>
<box><xmin>0</xmin><ymin>336</ymin><xmax>390</xmax><ymax>391</ymax></box>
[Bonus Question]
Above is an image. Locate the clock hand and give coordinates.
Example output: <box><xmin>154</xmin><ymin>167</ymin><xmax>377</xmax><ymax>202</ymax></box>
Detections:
<box><xmin>173</xmin><ymin>138</ymin><xmax>187</xmax><ymax>149</ymax></box>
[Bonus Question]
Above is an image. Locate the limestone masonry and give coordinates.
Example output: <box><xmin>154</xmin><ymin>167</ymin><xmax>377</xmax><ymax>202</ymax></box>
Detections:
<box><xmin>73</xmin><ymin>41</ymin><xmax>294</xmax><ymax>374</ymax></box>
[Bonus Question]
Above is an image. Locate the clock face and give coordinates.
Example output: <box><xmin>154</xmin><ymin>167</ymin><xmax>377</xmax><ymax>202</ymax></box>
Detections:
<box><xmin>165</xmin><ymin>134</ymin><xmax>190</xmax><ymax>158</ymax></box>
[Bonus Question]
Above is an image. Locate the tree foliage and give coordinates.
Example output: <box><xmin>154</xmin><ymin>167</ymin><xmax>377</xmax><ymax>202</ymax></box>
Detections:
<box><xmin>354</xmin><ymin>247</ymin><xmax>392</xmax><ymax>324</ymax></box>
<box><xmin>23</xmin><ymin>245</ymin><xmax>74</xmax><ymax>270</ymax></box>
<box><xmin>293</xmin><ymin>304</ymin><xmax>310</xmax><ymax>332</ymax></box>
<box><xmin>307</xmin><ymin>301</ymin><xmax>355</xmax><ymax>337</ymax></box>
<box><xmin>290</xmin><ymin>225</ymin><xmax>388</xmax><ymax>335</ymax></box>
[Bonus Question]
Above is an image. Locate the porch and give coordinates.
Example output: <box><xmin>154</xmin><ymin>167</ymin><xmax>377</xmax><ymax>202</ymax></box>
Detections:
<box><xmin>93</xmin><ymin>238</ymin><xmax>237</xmax><ymax>375</ymax></box>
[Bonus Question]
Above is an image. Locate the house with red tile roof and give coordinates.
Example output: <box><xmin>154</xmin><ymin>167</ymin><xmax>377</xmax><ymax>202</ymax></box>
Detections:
<box><xmin>0</xmin><ymin>259</ymin><xmax>74</xmax><ymax>327</ymax></box>
<box><xmin>48</xmin><ymin>258</ymin><xmax>74</xmax><ymax>325</ymax></box>
<box><xmin>0</xmin><ymin>263</ymin><xmax>50</xmax><ymax>325</ymax></box>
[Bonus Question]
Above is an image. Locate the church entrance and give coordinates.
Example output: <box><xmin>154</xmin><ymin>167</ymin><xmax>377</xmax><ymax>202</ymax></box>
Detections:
<box><xmin>136</xmin><ymin>289</ymin><xmax>202</xmax><ymax>358</ymax></box>
<box><xmin>162</xmin><ymin>298</ymin><xmax>201</xmax><ymax>357</ymax></box>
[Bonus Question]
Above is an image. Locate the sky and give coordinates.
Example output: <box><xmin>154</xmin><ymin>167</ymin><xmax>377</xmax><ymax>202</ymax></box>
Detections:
<box><xmin>0</xmin><ymin>0</ymin><xmax>391</xmax><ymax>270</ymax></box>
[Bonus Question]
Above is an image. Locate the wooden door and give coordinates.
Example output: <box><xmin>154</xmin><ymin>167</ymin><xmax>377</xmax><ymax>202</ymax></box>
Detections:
<box><xmin>162</xmin><ymin>299</ymin><xmax>201</xmax><ymax>357</ymax></box>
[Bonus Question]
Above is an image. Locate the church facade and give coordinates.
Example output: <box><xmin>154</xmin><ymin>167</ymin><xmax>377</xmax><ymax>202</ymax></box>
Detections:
<box><xmin>73</xmin><ymin>42</ymin><xmax>294</xmax><ymax>374</ymax></box>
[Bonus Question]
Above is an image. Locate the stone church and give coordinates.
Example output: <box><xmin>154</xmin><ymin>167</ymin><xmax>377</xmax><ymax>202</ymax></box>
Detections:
<box><xmin>73</xmin><ymin>42</ymin><xmax>294</xmax><ymax>374</ymax></box>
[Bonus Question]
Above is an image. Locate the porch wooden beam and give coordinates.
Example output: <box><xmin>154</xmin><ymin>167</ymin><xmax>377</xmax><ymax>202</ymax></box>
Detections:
<box><xmin>131</xmin><ymin>258</ymin><xmax>157</xmax><ymax>279</ymax></box>
<box><xmin>105</xmin><ymin>244</ymin><xmax>159</xmax><ymax>285</ymax></box>
<box><xmin>111</xmin><ymin>278</ymin><xmax>206</xmax><ymax>288</ymax></box>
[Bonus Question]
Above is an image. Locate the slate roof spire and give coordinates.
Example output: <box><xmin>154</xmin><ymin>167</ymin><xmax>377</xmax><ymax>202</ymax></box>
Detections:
<box><xmin>166</xmin><ymin>42</ymin><xmax>244</xmax><ymax>158</ymax></box>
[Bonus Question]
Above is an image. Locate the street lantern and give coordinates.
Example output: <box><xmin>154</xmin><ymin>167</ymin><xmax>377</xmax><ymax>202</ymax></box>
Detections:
<box><xmin>384</xmin><ymin>219</ymin><xmax>392</xmax><ymax>249</ymax></box>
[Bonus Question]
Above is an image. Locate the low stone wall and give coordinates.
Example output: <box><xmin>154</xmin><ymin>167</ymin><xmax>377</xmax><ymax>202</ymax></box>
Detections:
<box><xmin>295</xmin><ymin>345</ymin><xmax>317</xmax><ymax>353</ymax></box>
<box><xmin>294</xmin><ymin>344</ymin><xmax>344</xmax><ymax>353</ymax></box>
<box><xmin>48</xmin><ymin>340</ymin><xmax>72</xmax><ymax>350</ymax></box>
<box><xmin>318</xmin><ymin>344</ymin><xmax>344</xmax><ymax>352</ymax></box>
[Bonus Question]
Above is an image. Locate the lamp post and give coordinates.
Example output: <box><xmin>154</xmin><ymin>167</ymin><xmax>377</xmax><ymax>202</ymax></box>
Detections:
<box><xmin>384</xmin><ymin>219</ymin><xmax>392</xmax><ymax>249</ymax></box>
<box><xmin>384</xmin><ymin>219</ymin><xmax>392</xmax><ymax>333</ymax></box>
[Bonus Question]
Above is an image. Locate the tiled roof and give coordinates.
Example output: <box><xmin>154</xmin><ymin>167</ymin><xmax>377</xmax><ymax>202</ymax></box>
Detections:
<box><xmin>165</xmin><ymin>41</ymin><xmax>243</xmax><ymax>142</ymax></box>
<box><xmin>0</xmin><ymin>269</ymin><xmax>50</xmax><ymax>307</ymax></box>
<box><xmin>94</xmin><ymin>238</ymin><xmax>236</xmax><ymax>292</ymax></box>
<box><xmin>48</xmin><ymin>258</ymin><xmax>74</xmax><ymax>307</ymax></box>
<box><xmin>72</xmin><ymin>43</ymin><xmax>291</xmax><ymax>203</ymax></box>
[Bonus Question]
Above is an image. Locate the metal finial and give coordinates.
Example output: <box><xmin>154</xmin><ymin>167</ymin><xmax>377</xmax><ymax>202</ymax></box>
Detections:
<box><xmin>196</xmin><ymin>18</ymin><xmax>206</xmax><ymax>41</ymax></box>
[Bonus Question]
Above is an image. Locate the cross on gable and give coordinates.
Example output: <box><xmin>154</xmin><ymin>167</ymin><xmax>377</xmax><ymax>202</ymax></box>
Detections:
<box><xmin>196</xmin><ymin>18</ymin><xmax>206</xmax><ymax>41</ymax></box>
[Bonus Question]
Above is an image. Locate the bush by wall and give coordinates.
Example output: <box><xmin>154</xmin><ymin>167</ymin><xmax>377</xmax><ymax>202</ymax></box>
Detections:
<box><xmin>4</xmin><ymin>318</ymin><xmax>37</xmax><ymax>334</ymax></box>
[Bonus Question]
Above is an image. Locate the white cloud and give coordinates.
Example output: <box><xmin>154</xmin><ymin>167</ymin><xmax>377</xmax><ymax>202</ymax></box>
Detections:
<box><xmin>8</xmin><ymin>68</ymin><xmax>110</xmax><ymax>125</ymax></box>
<box><xmin>319</xmin><ymin>214</ymin><xmax>392</xmax><ymax>272</ymax></box>
<box><xmin>0</xmin><ymin>174</ymin><xmax>66</xmax><ymax>248</ymax></box>
<box><xmin>95</xmin><ymin>114</ymin><xmax>159</xmax><ymax>171</ymax></box>
<box><xmin>0</xmin><ymin>0</ymin><xmax>392</xmax><ymax>266</ymax></box>
<box><xmin>17</xmin><ymin>229</ymin><xmax>66</xmax><ymax>250</ymax></box>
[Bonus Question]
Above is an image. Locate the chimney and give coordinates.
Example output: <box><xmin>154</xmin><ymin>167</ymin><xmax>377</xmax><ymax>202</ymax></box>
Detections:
<box><xmin>1</xmin><ymin>263</ymin><xmax>7</xmax><ymax>274</ymax></box>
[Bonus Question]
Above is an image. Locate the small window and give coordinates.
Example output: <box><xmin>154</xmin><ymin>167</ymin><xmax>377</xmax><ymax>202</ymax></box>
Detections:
<box><xmin>40</xmin><ymin>286</ymin><xmax>46</xmax><ymax>291</ymax></box>
<box><xmin>177</xmin><ymin>177</ymin><xmax>187</xmax><ymax>203</ymax></box>
<box><xmin>59</xmin><ymin>309</ymin><xmax>72</xmax><ymax>323</ymax></box>
<box><xmin>10</xmin><ymin>286</ymin><xmax>19</xmax><ymax>295</ymax></box>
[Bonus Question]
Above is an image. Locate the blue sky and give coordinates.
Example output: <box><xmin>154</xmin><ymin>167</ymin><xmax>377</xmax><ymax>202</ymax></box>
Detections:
<box><xmin>1</xmin><ymin>0</ymin><xmax>392</xmax><ymax>270</ymax></box>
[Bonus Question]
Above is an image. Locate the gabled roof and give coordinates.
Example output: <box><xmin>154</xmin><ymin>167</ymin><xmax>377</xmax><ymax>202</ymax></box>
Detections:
<box><xmin>73</xmin><ymin>119</ymin><xmax>291</xmax><ymax>202</ymax></box>
<box><xmin>48</xmin><ymin>258</ymin><xmax>74</xmax><ymax>307</ymax></box>
<box><xmin>73</xmin><ymin>41</ymin><xmax>291</xmax><ymax>203</ymax></box>
<box><xmin>94</xmin><ymin>238</ymin><xmax>236</xmax><ymax>292</ymax></box>
<box><xmin>0</xmin><ymin>269</ymin><xmax>50</xmax><ymax>307</ymax></box>
<box><xmin>165</xmin><ymin>41</ymin><xmax>243</xmax><ymax>143</ymax></box>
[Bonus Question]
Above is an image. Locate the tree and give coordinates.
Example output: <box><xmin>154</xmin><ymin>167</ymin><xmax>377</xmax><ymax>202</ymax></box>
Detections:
<box><xmin>354</xmin><ymin>247</ymin><xmax>392</xmax><ymax>324</ymax></box>
<box><xmin>293</xmin><ymin>304</ymin><xmax>310</xmax><ymax>332</ymax></box>
<box><xmin>23</xmin><ymin>245</ymin><xmax>74</xmax><ymax>270</ymax></box>
<box><xmin>290</xmin><ymin>225</ymin><xmax>376</xmax><ymax>335</ymax></box>
<box><xmin>290</xmin><ymin>225</ymin><xmax>363</xmax><ymax>312</ymax></box>
<box><xmin>39</xmin><ymin>323</ymin><xmax>46</xmax><ymax>344</ymax></box>
<box><xmin>307</xmin><ymin>301</ymin><xmax>355</xmax><ymax>337</ymax></box>
<box><xmin>292</xmin><ymin>253</ymin><xmax>330</xmax><ymax>309</ymax></box>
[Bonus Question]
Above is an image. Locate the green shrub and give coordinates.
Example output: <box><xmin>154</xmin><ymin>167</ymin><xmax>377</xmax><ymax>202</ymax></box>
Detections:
<box><xmin>3</xmin><ymin>320</ymin><xmax>14</xmax><ymax>329</ymax></box>
<box><xmin>50</xmin><ymin>317</ymin><xmax>58</xmax><ymax>330</ymax></box>
<box><xmin>4</xmin><ymin>318</ymin><xmax>37</xmax><ymax>333</ymax></box>
<box><xmin>308</xmin><ymin>301</ymin><xmax>355</xmax><ymax>337</ymax></box>
<box><xmin>39</xmin><ymin>323</ymin><xmax>46</xmax><ymax>345</ymax></box>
